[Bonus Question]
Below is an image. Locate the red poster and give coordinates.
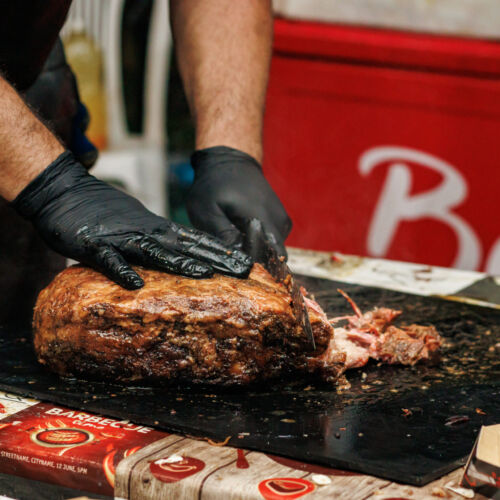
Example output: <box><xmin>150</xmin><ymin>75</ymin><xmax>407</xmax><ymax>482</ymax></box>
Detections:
<box><xmin>0</xmin><ymin>403</ymin><xmax>166</xmax><ymax>495</ymax></box>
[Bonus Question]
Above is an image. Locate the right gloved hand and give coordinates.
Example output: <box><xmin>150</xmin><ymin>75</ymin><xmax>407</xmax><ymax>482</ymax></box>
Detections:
<box><xmin>11</xmin><ymin>151</ymin><xmax>252</xmax><ymax>289</ymax></box>
<box><xmin>188</xmin><ymin>146</ymin><xmax>292</xmax><ymax>259</ymax></box>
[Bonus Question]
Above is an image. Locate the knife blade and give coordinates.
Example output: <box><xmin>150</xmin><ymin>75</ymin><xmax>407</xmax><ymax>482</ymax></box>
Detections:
<box><xmin>243</xmin><ymin>219</ymin><xmax>316</xmax><ymax>351</ymax></box>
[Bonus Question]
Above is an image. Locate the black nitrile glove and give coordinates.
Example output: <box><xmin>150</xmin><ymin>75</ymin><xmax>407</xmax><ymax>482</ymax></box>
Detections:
<box><xmin>11</xmin><ymin>151</ymin><xmax>252</xmax><ymax>289</ymax></box>
<box><xmin>188</xmin><ymin>146</ymin><xmax>292</xmax><ymax>259</ymax></box>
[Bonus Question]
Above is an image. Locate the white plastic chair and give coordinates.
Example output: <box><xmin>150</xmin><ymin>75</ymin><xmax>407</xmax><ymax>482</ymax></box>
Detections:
<box><xmin>62</xmin><ymin>0</ymin><xmax>171</xmax><ymax>217</ymax></box>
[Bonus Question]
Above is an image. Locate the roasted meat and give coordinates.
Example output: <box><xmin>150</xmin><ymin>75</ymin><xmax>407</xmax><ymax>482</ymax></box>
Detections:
<box><xmin>33</xmin><ymin>265</ymin><xmax>441</xmax><ymax>386</ymax></box>
<box><xmin>33</xmin><ymin>264</ymin><xmax>346</xmax><ymax>385</ymax></box>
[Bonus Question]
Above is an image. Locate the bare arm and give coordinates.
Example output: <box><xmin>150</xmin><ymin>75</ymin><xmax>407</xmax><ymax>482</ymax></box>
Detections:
<box><xmin>169</xmin><ymin>1</ymin><xmax>290</xmax><ymax>256</ymax></box>
<box><xmin>169</xmin><ymin>0</ymin><xmax>272</xmax><ymax>163</ymax></box>
<box><xmin>0</xmin><ymin>75</ymin><xmax>64</xmax><ymax>201</ymax></box>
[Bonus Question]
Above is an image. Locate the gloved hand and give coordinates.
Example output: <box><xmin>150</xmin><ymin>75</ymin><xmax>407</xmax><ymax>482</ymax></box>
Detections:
<box><xmin>188</xmin><ymin>146</ymin><xmax>292</xmax><ymax>258</ymax></box>
<box><xmin>11</xmin><ymin>151</ymin><xmax>252</xmax><ymax>289</ymax></box>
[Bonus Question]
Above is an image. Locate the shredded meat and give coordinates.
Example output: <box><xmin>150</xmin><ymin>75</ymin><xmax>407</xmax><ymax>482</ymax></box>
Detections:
<box><xmin>330</xmin><ymin>289</ymin><xmax>441</xmax><ymax>369</ymax></box>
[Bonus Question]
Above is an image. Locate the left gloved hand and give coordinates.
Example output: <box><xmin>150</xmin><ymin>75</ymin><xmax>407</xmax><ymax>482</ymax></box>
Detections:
<box><xmin>11</xmin><ymin>152</ymin><xmax>252</xmax><ymax>290</ymax></box>
<box><xmin>188</xmin><ymin>146</ymin><xmax>292</xmax><ymax>258</ymax></box>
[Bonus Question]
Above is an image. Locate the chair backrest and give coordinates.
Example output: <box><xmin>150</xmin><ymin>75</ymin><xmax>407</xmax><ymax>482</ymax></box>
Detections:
<box><xmin>61</xmin><ymin>0</ymin><xmax>171</xmax><ymax>150</ymax></box>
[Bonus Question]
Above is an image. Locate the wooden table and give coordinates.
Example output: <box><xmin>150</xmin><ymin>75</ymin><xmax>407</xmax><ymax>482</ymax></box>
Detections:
<box><xmin>0</xmin><ymin>249</ymin><xmax>497</xmax><ymax>500</ymax></box>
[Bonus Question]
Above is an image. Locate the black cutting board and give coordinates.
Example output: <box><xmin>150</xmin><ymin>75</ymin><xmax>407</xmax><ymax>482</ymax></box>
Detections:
<box><xmin>0</xmin><ymin>276</ymin><xmax>498</xmax><ymax>486</ymax></box>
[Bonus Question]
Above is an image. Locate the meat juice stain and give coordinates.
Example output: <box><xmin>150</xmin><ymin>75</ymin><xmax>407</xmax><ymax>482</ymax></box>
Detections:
<box><xmin>236</xmin><ymin>449</ymin><xmax>249</xmax><ymax>469</ymax></box>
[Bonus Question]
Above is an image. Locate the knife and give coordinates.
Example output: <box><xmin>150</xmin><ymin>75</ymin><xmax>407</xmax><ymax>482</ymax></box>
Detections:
<box><xmin>243</xmin><ymin>219</ymin><xmax>316</xmax><ymax>351</ymax></box>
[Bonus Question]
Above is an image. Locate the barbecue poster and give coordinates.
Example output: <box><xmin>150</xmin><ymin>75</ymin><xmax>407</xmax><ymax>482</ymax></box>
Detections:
<box><xmin>0</xmin><ymin>402</ymin><xmax>166</xmax><ymax>495</ymax></box>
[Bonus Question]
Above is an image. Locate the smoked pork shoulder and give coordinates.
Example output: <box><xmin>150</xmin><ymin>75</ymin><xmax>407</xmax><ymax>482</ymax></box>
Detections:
<box><xmin>33</xmin><ymin>264</ymin><xmax>346</xmax><ymax>385</ymax></box>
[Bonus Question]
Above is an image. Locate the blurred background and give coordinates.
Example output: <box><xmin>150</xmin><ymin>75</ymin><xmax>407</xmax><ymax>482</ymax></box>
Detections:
<box><xmin>61</xmin><ymin>0</ymin><xmax>500</xmax><ymax>274</ymax></box>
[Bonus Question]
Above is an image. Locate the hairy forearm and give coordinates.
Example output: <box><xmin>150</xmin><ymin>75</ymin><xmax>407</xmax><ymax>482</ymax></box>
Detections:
<box><xmin>0</xmin><ymin>75</ymin><xmax>64</xmax><ymax>201</ymax></box>
<box><xmin>170</xmin><ymin>0</ymin><xmax>272</xmax><ymax>162</ymax></box>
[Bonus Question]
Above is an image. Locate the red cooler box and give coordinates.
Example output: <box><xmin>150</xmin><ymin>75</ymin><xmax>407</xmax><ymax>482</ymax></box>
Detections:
<box><xmin>263</xmin><ymin>19</ymin><xmax>500</xmax><ymax>273</ymax></box>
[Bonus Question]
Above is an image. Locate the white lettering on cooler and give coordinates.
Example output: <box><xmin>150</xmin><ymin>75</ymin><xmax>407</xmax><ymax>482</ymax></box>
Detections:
<box><xmin>359</xmin><ymin>146</ymin><xmax>481</xmax><ymax>270</ymax></box>
<box><xmin>485</xmin><ymin>237</ymin><xmax>500</xmax><ymax>275</ymax></box>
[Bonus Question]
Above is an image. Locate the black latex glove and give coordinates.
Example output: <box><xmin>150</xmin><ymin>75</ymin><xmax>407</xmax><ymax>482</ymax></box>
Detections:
<box><xmin>11</xmin><ymin>152</ymin><xmax>252</xmax><ymax>289</ymax></box>
<box><xmin>188</xmin><ymin>146</ymin><xmax>292</xmax><ymax>259</ymax></box>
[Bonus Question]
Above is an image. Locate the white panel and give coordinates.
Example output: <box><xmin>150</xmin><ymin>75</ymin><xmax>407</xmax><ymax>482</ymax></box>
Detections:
<box><xmin>274</xmin><ymin>0</ymin><xmax>500</xmax><ymax>39</ymax></box>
